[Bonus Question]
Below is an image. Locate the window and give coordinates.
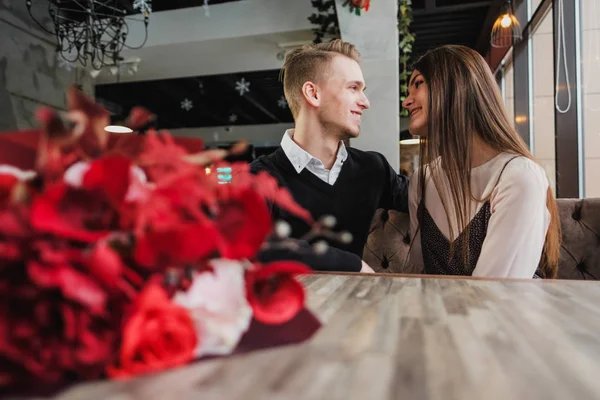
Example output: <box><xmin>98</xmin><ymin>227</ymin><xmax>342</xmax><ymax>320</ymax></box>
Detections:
<box><xmin>530</xmin><ymin>6</ymin><xmax>557</xmax><ymax>193</ymax></box>
<box><xmin>580</xmin><ymin>0</ymin><xmax>600</xmax><ymax>197</ymax></box>
<box><xmin>502</xmin><ymin>58</ymin><xmax>516</xmax><ymax>128</ymax></box>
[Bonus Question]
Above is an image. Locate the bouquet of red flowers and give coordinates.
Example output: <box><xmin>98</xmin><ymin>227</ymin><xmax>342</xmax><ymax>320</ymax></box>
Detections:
<box><xmin>0</xmin><ymin>87</ymin><xmax>318</xmax><ymax>390</ymax></box>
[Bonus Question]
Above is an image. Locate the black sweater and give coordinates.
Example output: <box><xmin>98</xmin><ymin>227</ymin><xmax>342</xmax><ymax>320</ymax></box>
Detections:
<box><xmin>252</xmin><ymin>147</ymin><xmax>409</xmax><ymax>272</ymax></box>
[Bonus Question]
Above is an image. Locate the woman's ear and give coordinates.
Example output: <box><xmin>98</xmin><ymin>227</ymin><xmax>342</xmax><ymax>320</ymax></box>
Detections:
<box><xmin>301</xmin><ymin>81</ymin><xmax>320</xmax><ymax>108</ymax></box>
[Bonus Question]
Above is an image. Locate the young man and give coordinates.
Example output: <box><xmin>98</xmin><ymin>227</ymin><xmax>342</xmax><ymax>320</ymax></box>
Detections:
<box><xmin>252</xmin><ymin>39</ymin><xmax>409</xmax><ymax>273</ymax></box>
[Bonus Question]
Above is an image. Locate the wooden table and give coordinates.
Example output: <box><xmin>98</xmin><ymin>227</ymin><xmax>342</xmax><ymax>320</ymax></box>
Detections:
<box><xmin>34</xmin><ymin>273</ymin><xmax>600</xmax><ymax>400</ymax></box>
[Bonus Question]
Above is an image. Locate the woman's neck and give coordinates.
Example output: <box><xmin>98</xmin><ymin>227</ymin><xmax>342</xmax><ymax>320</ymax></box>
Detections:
<box><xmin>471</xmin><ymin>136</ymin><xmax>500</xmax><ymax>168</ymax></box>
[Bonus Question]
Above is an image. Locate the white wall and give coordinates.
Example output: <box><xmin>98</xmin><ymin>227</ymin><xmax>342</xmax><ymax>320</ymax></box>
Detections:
<box><xmin>99</xmin><ymin>0</ymin><xmax>316</xmax><ymax>84</ymax></box>
<box><xmin>96</xmin><ymin>30</ymin><xmax>313</xmax><ymax>84</ymax></box>
<box><xmin>0</xmin><ymin>1</ymin><xmax>93</xmax><ymax>132</ymax></box>
<box><xmin>335</xmin><ymin>0</ymin><xmax>400</xmax><ymax>171</ymax></box>
<box><xmin>126</xmin><ymin>0</ymin><xmax>316</xmax><ymax>47</ymax></box>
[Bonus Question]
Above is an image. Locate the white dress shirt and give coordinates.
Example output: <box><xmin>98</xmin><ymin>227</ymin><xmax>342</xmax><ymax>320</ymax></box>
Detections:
<box><xmin>408</xmin><ymin>152</ymin><xmax>551</xmax><ymax>279</ymax></box>
<box><xmin>280</xmin><ymin>129</ymin><xmax>347</xmax><ymax>185</ymax></box>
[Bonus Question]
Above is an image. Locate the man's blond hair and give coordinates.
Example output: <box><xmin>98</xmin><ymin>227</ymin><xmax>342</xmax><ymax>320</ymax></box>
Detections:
<box><xmin>280</xmin><ymin>39</ymin><xmax>361</xmax><ymax>118</ymax></box>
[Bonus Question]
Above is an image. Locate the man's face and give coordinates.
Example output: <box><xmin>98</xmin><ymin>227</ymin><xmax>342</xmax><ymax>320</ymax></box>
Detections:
<box><xmin>316</xmin><ymin>55</ymin><xmax>370</xmax><ymax>139</ymax></box>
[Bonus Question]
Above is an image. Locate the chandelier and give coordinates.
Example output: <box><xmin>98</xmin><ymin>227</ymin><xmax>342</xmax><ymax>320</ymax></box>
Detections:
<box><xmin>25</xmin><ymin>0</ymin><xmax>151</xmax><ymax>70</ymax></box>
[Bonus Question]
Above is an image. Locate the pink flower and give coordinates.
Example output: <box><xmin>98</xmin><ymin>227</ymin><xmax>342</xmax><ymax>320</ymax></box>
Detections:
<box><xmin>172</xmin><ymin>259</ymin><xmax>253</xmax><ymax>357</ymax></box>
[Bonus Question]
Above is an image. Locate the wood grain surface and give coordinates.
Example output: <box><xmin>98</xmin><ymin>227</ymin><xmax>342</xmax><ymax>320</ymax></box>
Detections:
<box><xmin>17</xmin><ymin>274</ymin><xmax>600</xmax><ymax>400</ymax></box>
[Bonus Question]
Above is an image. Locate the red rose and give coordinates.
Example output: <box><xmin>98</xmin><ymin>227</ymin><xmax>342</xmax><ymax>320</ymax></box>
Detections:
<box><xmin>30</xmin><ymin>183</ymin><xmax>119</xmax><ymax>242</ymax></box>
<box><xmin>245</xmin><ymin>261</ymin><xmax>311</xmax><ymax>325</ymax></box>
<box><xmin>108</xmin><ymin>284</ymin><xmax>198</xmax><ymax>378</ymax></box>
<box><xmin>215</xmin><ymin>186</ymin><xmax>272</xmax><ymax>260</ymax></box>
<box><xmin>0</xmin><ymin>243</ymin><xmax>123</xmax><ymax>388</ymax></box>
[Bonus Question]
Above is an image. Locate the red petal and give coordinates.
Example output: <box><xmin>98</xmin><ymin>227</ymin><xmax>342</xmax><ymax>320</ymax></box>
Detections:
<box><xmin>134</xmin><ymin>224</ymin><xmax>219</xmax><ymax>268</ymax></box>
<box><xmin>66</xmin><ymin>86</ymin><xmax>110</xmax><ymax>155</ymax></box>
<box><xmin>88</xmin><ymin>242</ymin><xmax>125</xmax><ymax>289</ymax></box>
<box><xmin>0</xmin><ymin>173</ymin><xmax>18</xmax><ymax>203</ymax></box>
<box><xmin>27</xmin><ymin>263</ymin><xmax>107</xmax><ymax>315</ymax></box>
<box><xmin>83</xmin><ymin>156</ymin><xmax>131</xmax><ymax>206</ymax></box>
<box><xmin>0</xmin><ymin>242</ymin><xmax>21</xmax><ymax>260</ymax></box>
<box><xmin>30</xmin><ymin>184</ymin><xmax>110</xmax><ymax>242</ymax></box>
<box><xmin>253</xmin><ymin>172</ymin><xmax>313</xmax><ymax>222</ymax></box>
<box><xmin>0</xmin><ymin>207</ymin><xmax>29</xmax><ymax>237</ymax></box>
<box><xmin>36</xmin><ymin>107</ymin><xmax>68</xmax><ymax>139</ymax></box>
<box><xmin>126</xmin><ymin>107</ymin><xmax>156</xmax><ymax>131</ymax></box>
<box><xmin>216</xmin><ymin>188</ymin><xmax>271</xmax><ymax>259</ymax></box>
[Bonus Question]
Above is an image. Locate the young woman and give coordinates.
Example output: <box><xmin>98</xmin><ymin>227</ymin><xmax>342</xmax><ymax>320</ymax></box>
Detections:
<box><xmin>402</xmin><ymin>45</ymin><xmax>560</xmax><ymax>279</ymax></box>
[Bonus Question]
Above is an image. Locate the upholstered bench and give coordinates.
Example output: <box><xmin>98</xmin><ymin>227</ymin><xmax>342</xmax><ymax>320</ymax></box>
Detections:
<box><xmin>362</xmin><ymin>198</ymin><xmax>600</xmax><ymax>280</ymax></box>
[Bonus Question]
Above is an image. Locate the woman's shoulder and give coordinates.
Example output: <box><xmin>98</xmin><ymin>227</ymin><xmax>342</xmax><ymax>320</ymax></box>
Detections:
<box><xmin>499</xmin><ymin>154</ymin><xmax>548</xmax><ymax>182</ymax></box>
<box><xmin>492</xmin><ymin>153</ymin><xmax>550</xmax><ymax>196</ymax></box>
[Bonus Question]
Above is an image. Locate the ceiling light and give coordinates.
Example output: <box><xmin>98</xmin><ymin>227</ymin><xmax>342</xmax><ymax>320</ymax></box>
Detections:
<box><xmin>104</xmin><ymin>125</ymin><xmax>133</xmax><ymax>134</ymax></box>
<box><xmin>491</xmin><ymin>1</ymin><xmax>521</xmax><ymax>48</ymax></box>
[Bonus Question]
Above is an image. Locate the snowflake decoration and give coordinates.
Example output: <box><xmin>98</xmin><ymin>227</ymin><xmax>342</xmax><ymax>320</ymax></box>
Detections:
<box><xmin>277</xmin><ymin>96</ymin><xmax>288</xmax><ymax>108</ymax></box>
<box><xmin>181</xmin><ymin>98</ymin><xmax>193</xmax><ymax>111</ymax></box>
<box><xmin>228</xmin><ymin>113</ymin><xmax>238</xmax><ymax>123</ymax></box>
<box><xmin>235</xmin><ymin>78</ymin><xmax>250</xmax><ymax>96</ymax></box>
<box><xmin>203</xmin><ymin>0</ymin><xmax>210</xmax><ymax>17</ymax></box>
<box><xmin>133</xmin><ymin>0</ymin><xmax>152</xmax><ymax>15</ymax></box>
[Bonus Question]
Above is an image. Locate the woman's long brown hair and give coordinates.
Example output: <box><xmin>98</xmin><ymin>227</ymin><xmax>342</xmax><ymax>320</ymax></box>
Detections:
<box><xmin>412</xmin><ymin>45</ymin><xmax>560</xmax><ymax>278</ymax></box>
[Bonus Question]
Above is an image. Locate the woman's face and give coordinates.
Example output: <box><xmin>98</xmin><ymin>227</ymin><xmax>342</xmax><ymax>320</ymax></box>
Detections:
<box><xmin>402</xmin><ymin>70</ymin><xmax>429</xmax><ymax>137</ymax></box>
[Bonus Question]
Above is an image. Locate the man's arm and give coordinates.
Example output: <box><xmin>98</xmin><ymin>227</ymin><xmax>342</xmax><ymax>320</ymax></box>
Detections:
<box><xmin>257</xmin><ymin>238</ymin><xmax>364</xmax><ymax>272</ymax></box>
<box><xmin>374</xmin><ymin>153</ymin><xmax>410</xmax><ymax>213</ymax></box>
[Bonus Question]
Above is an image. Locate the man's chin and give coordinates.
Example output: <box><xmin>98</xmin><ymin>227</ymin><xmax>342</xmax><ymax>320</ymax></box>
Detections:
<box><xmin>342</xmin><ymin>127</ymin><xmax>360</xmax><ymax>139</ymax></box>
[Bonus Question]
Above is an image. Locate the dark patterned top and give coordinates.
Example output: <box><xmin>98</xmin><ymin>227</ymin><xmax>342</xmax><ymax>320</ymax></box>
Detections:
<box><xmin>417</xmin><ymin>156</ymin><xmax>541</xmax><ymax>277</ymax></box>
<box><xmin>419</xmin><ymin>200</ymin><xmax>492</xmax><ymax>276</ymax></box>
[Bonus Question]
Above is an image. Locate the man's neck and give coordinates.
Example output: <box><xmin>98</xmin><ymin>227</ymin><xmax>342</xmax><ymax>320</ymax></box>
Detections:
<box><xmin>292</xmin><ymin>120</ymin><xmax>342</xmax><ymax>170</ymax></box>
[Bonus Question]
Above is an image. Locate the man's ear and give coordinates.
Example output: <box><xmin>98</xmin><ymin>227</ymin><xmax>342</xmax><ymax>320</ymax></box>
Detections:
<box><xmin>301</xmin><ymin>81</ymin><xmax>320</xmax><ymax>108</ymax></box>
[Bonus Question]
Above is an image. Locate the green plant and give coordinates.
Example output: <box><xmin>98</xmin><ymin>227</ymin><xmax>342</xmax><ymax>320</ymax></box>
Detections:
<box><xmin>398</xmin><ymin>0</ymin><xmax>415</xmax><ymax>117</ymax></box>
<box><xmin>308</xmin><ymin>0</ymin><xmax>341</xmax><ymax>43</ymax></box>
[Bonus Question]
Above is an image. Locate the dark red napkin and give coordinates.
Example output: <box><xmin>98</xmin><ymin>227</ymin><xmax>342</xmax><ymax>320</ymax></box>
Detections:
<box><xmin>232</xmin><ymin>307</ymin><xmax>322</xmax><ymax>355</ymax></box>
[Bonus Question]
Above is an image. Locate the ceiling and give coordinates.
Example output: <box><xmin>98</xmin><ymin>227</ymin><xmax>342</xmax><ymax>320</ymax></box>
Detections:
<box><xmin>152</xmin><ymin>0</ymin><xmax>246</xmax><ymax>12</ymax></box>
<box><xmin>410</xmin><ymin>0</ymin><xmax>495</xmax><ymax>58</ymax></box>
<box><xmin>120</xmin><ymin>0</ymin><xmax>245</xmax><ymax>13</ymax></box>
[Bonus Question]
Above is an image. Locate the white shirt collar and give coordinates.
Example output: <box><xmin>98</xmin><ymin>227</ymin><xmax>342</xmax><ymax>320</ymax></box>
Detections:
<box><xmin>280</xmin><ymin>129</ymin><xmax>348</xmax><ymax>174</ymax></box>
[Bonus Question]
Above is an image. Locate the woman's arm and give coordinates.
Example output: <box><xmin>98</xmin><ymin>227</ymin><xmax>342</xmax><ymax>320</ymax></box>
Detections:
<box><xmin>473</xmin><ymin>163</ymin><xmax>550</xmax><ymax>278</ymax></box>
